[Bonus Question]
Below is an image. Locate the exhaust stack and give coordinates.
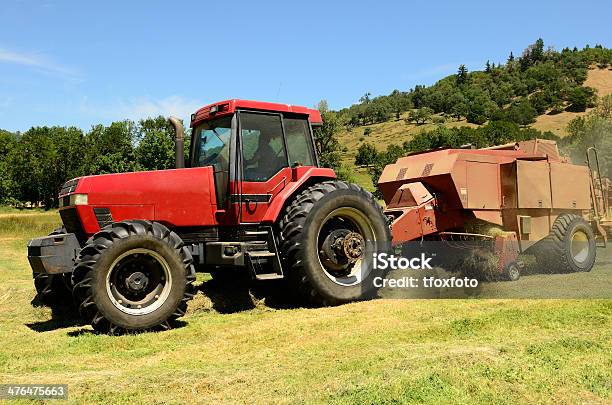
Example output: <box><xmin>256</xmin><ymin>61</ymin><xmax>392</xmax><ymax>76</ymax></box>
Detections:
<box><xmin>168</xmin><ymin>116</ymin><xmax>185</xmax><ymax>169</ymax></box>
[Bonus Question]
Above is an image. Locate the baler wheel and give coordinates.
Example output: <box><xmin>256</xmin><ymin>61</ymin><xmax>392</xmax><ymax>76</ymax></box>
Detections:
<box><xmin>505</xmin><ymin>262</ymin><xmax>521</xmax><ymax>281</ymax></box>
<box><xmin>32</xmin><ymin>227</ymin><xmax>73</xmax><ymax>307</ymax></box>
<box><xmin>536</xmin><ymin>214</ymin><xmax>596</xmax><ymax>273</ymax></box>
<box><xmin>277</xmin><ymin>180</ymin><xmax>391</xmax><ymax>306</ymax></box>
<box><xmin>71</xmin><ymin>220</ymin><xmax>196</xmax><ymax>334</ymax></box>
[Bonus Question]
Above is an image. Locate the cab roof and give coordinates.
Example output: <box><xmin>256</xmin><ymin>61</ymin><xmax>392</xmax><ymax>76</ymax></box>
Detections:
<box><xmin>190</xmin><ymin>99</ymin><xmax>323</xmax><ymax>127</ymax></box>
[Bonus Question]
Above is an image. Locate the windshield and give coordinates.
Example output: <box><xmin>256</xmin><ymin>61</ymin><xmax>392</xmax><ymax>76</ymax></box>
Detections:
<box><xmin>192</xmin><ymin>115</ymin><xmax>233</xmax><ymax>205</ymax></box>
<box><xmin>193</xmin><ymin>116</ymin><xmax>232</xmax><ymax>170</ymax></box>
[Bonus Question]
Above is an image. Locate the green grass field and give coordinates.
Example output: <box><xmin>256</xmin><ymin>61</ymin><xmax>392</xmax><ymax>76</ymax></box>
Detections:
<box><xmin>0</xmin><ymin>210</ymin><xmax>610</xmax><ymax>404</ymax></box>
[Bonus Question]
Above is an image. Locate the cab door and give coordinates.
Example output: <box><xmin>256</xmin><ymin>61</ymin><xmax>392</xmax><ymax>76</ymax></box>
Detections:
<box><xmin>235</xmin><ymin>111</ymin><xmax>291</xmax><ymax>223</ymax></box>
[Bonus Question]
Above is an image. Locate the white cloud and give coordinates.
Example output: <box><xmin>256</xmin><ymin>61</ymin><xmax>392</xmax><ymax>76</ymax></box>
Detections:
<box><xmin>80</xmin><ymin>95</ymin><xmax>203</xmax><ymax>123</ymax></box>
<box><xmin>0</xmin><ymin>47</ymin><xmax>79</xmax><ymax>78</ymax></box>
<box><xmin>118</xmin><ymin>96</ymin><xmax>203</xmax><ymax>120</ymax></box>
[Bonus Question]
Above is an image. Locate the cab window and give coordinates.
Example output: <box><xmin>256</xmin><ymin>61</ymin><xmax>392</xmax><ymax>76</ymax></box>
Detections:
<box><xmin>283</xmin><ymin>117</ymin><xmax>315</xmax><ymax>167</ymax></box>
<box><xmin>240</xmin><ymin>113</ymin><xmax>288</xmax><ymax>182</ymax></box>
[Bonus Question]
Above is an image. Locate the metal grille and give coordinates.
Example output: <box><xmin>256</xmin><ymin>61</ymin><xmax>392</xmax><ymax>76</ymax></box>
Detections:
<box><xmin>59</xmin><ymin>178</ymin><xmax>80</xmax><ymax>196</ymax></box>
<box><xmin>421</xmin><ymin>163</ymin><xmax>434</xmax><ymax>177</ymax></box>
<box><xmin>396</xmin><ymin>168</ymin><xmax>407</xmax><ymax>181</ymax></box>
<box><xmin>93</xmin><ymin>207</ymin><xmax>113</xmax><ymax>229</ymax></box>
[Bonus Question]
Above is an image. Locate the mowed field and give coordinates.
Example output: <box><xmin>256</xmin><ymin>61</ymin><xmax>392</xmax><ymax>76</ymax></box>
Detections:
<box><xmin>0</xmin><ymin>210</ymin><xmax>611</xmax><ymax>404</ymax></box>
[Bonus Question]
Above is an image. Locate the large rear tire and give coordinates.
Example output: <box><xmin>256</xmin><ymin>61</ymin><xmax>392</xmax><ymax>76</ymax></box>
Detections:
<box><xmin>535</xmin><ymin>214</ymin><xmax>596</xmax><ymax>273</ymax></box>
<box><xmin>72</xmin><ymin>220</ymin><xmax>196</xmax><ymax>334</ymax></box>
<box><xmin>32</xmin><ymin>227</ymin><xmax>73</xmax><ymax>307</ymax></box>
<box><xmin>277</xmin><ymin>180</ymin><xmax>391</xmax><ymax>306</ymax></box>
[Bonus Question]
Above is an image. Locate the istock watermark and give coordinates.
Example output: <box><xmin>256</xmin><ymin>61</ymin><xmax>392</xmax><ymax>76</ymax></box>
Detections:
<box><xmin>364</xmin><ymin>240</ymin><xmax>612</xmax><ymax>299</ymax></box>
<box><xmin>373</xmin><ymin>276</ymin><xmax>479</xmax><ymax>289</ymax></box>
<box><xmin>372</xmin><ymin>252</ymin><xmax>434</xmax><ymax>270</ymax></box>
<box><xmin>370</xmin><ymin>252</ymin><xmax>479</xmax><ymax>289</ymax></box>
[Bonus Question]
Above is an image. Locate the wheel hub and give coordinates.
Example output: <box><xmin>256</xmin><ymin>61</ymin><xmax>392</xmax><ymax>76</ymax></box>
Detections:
<box><xmin>342</xmin><ymin>232</ymin><xmax>365</xmax><ymax>261</ymax></box>
<box><xmin>125</xmin><ymin>271</ymin><xmax>149</xmax><ymax>292</ymax></box>
<box><xmin>570</xmin><ymin>231</ymin><xmax>589</xmax><ymax>263</ymax></box>
<box><xmin>106</xmin><ymin>248</ymin><xmax>172</xmax><ymax>316</ymax></box>
<box><xmin>321</xmin><ymin>229</ymin><xmax>366</xmax><ymax>272</ymax></box>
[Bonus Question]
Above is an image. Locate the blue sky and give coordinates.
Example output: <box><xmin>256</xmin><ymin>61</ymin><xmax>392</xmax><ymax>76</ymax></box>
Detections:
<box><xmin>0</xmin><ymin>0</ymin><xmax>610</xmax><ymax>132</ymax></box>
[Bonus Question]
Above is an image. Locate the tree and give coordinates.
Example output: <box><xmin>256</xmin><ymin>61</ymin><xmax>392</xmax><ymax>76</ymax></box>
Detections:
<box><xmin>83</xmin><ymin>120</ymin><xmax>140</xmax><ymax>175</ymax></box>
<box><xmin>530</xmin><ymin>92</ymin><xmax>551</xmax><ymax>114</ymax></box>
<box><xmin>407</xmin><ymin>107</ymin><xmax>433</xmax><ymax>125</ymax></box>
<box><xmin>9</xmin><ymin>126</ymin><xmax>85</xmax><ymax>207</ymax></box>
<box><xmin>505</xmin><ymin>99</ymin><xmax>538</xmax><ymax>126</ymax></box>
<box><xmin>411</xmin><ymin>85</ymin><xmax>428</xmax><ymax>108</ymax></box>
<box><xmin>507</xmin><ymin>51</ymin><xmax>515</xmax><ymax>71</ymax></box>
<box><xmin>389</xmin><ymin>89</ymin><xmax>412</xmax><ymax>119</ymax></box>
<box><xmin>532</xmin><ymin>38</ymin><xmax>545</xmax><ymax>62</ymax></box>
<box><xmin>520</xmin><ymin>38</ymin><xmax>545</xmax><ymax>71</ymax></box>
<box><xmin>567</xmin><ymin>86</ymin><xmax>597</xmax><ymax>112</ymax></box>
<box><xmin>355</xmin><ymin>143</ymin><xmax>378</xmax><ymax>167</ymax></box>
<box><xmin>450</xmin><ymin>102</ymin><xmax>469</xmax><ymax>121</ymax></box>
<box><xmin>135</xmin><ymin>116</ymin><xmax>175</xmax><ymax>170</ymax></box>
<box><xmin>0</xmin><ymin>130</ymin><xmax>17</xmax><ymax>203</ymax></box>
<box><xmin>563</xmin><ymin>107</ymin><xmax>612</xmax><ymax>175</ymax></box>
<box><xmin>456</xmin><ymin>64</ymin><xmax>469</xmax><ymax>86</ymax></box>
<box><xmin>594</xmin><ymin>94</ymin><xmax>612</xmax><ymax>119</ymax></box>
<box><xmin>485</xmin><ymin>60</ymin><xmax>492</xmax><ymax>73</ymax></box>
<box><xmin>314</xmin><ymin>100</ymin><xmax>343</xmax><ymax>170</ymax></box>
<box><xmin>359</xmin><ymin>92</ymin><xmax>372</xmax><ymax>104</ymax></box>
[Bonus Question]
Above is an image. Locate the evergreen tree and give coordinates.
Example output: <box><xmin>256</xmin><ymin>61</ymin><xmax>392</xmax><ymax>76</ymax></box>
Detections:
<box><xmin>456</xmin><ymin>64</ymin><xmax>468</xmax><ymax>86</ymax></box>
<box><xmin>532</xmin><ymin>38</ymin><xmax>545</xmax><ymax>62</ymax></box>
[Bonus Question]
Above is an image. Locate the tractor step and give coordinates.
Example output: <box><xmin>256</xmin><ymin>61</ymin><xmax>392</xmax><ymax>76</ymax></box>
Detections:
<box><xmin>243</xmin><ymin>230</ymin><xmax>270</xmax><ymax>237</ymax></box>
<box><xmin>242</xmin><ymin>226</ymin><xmax>284</xmax><ymax>281</ymax></box>
<box><xmin>254</xmin><ymin>273</ymin><xmax>284</xmax><ymax>281</ymax></box>
<box><xmin>248</xmin><ymin>251</ymin><xmax>276</xmax><ymax>258</ymax></box>
<box><xmin>245</xmin><ymin>251</ymin><xmax>284</xmax><ymax>280</ymax></box>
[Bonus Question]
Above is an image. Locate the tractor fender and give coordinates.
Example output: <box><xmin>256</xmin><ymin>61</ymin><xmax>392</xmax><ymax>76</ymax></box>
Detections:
<box><xmin>262</xmin><ymin>167</ymin><xmax>336</xmax><ymax>224</ymax></box>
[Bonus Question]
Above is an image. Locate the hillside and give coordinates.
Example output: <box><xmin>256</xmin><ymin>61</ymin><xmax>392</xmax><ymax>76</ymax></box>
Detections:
<box><xmin>339</xmin><ymin>67</ymin><xmax>612</xmax><ymax>156</ymax></box>
<box><xmin>532</xmin><ymin>67</ymin><xmax>612</xmax><ymax>134</ymax></box>
<box><xmin>336</xmin><ymin>67</ymin><xmax>612</xmax><ymax>191</ymax></box>
<box><xmin>328</xmin><ymin>42</ymin><xmax>612</xmax><ymax>178</ymax></box>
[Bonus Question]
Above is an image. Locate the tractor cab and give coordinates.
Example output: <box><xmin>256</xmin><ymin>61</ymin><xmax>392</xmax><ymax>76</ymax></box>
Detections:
<box><xmin>187</xmin><ymin>100</ymin><xmax>323</xmax><ymax>223</ymax></box>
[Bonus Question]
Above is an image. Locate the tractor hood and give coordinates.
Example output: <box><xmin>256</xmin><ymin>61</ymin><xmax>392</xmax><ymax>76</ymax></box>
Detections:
<box><xmin>61</xmin><ymin>167</ymin><xmax>217</xmax><ymax>235</ymax></box>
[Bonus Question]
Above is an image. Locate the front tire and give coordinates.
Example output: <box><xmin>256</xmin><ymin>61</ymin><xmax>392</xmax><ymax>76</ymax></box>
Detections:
<box><xmin>72</xmin><ymin>220</ymin><xmax>195</xmax><ymax>334</ymax></box>
<box><xmin>278</xmin><ymin>180</ymin><xmax>391</xmax><ymax>306</ymax></box>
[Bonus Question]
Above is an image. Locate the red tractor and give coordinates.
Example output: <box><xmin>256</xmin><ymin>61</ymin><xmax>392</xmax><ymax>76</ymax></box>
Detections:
<box><xmin>28</xmin><ymin>100</ymin><xmax>390</xmax><ymax>333</ymax></box>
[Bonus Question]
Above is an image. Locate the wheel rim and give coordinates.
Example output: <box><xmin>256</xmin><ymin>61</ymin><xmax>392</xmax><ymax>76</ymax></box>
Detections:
<box><xmin>508</xmin><ymin>264</ymin><xmax>520</xmax><ymax>280</ymax></box>
<box><xmin>570</xmin><ymin>230</ymin><xmax>590</xmax><ymax>264</ymax></box>
<box><xmin>106</xmin><ymin>248</ymin><xmax>172</xmax><ymax>315</ymax></box>
<box><xmin>316</xmin><ymin>207</ymin><xmax>376</xmax><ymax>286</ymax></box>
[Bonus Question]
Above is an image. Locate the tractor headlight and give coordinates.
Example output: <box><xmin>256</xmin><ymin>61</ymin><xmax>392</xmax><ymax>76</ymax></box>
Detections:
<box><xmin>60</xmin><ymin>194</ymin><xmax>88</xmax><ymax>207</ymax></box>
